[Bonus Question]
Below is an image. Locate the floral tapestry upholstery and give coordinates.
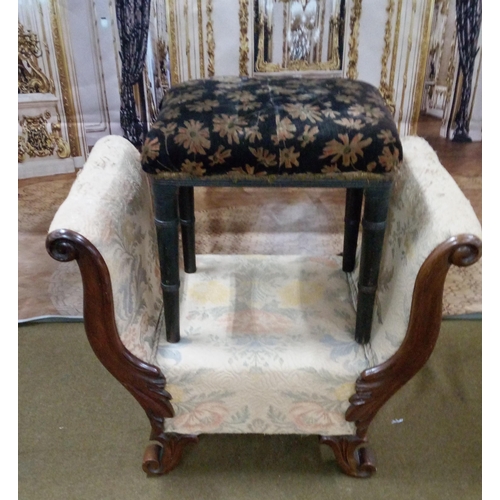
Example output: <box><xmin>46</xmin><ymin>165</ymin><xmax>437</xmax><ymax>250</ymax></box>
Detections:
<box><xmin>49</xmin><ymin>136</ymin><xmax>163</xmax><ymax>364</ymax></box>
<box><xmin>49</xmin><ymin>135</ymin><xmax>481</xmax><ymax>437</ymax></box>
<box><xmin>141</xmin><ymin>77</ymin><xmax>402</xmax><ymax>179</ymax></box>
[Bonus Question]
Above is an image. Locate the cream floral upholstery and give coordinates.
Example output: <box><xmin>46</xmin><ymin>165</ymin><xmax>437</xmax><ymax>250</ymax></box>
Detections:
<box><xmin>49</xmin><ymin>134</ymin><xmax>481</xmax><ymax>436</ymax></box>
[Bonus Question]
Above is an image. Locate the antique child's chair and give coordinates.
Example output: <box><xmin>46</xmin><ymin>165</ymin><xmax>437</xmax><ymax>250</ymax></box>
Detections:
<box><xmin>47</xmin><ymin>133</ymin><xmax>481</xmax><ymax>477</ymax></box>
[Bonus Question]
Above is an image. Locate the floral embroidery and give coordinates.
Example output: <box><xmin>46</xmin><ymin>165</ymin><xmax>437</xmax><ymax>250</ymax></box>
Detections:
<box><xmin>334</xmin><ymin>117</ymin><xmax>364</xmax><ymax>130</ymax></box>
<box><xmin>213</xmin><ymin>114</ymin><xmax>247</xmax><ymax>145</ymax></box>
<box><xmin>378</xmin><ymin>129</ymin><xmax>396</xmax><ymax>144</ymax></box>
<box><xmin>279</xmin><ymin>146</ymin><xmax>300</xmax><ymax>169</ymax></box>
<box><xmin>272</xmin><ymin>116</ymin><xmax>297</xmax><ymax>145</ymax></box>
<box><xmin>244</xmin><ymin>125</ymin><xmax>263</xmax><ymax>143</ymax></box>
<box><xmin>163</xmin><ymin>107</ymin><xmax>181</xmax><ymax>120</ymax></box>
<box><xmin>186</xmin><ymin>99</ymin><xmax>219</xmax><ymax>112</ymax></box>
<box><xmin>141</xmin><ymin>77</ymin><xmax>402</xmax><ymax>177</ymax></box>
<box><xmin>284</xmin><ymin>103</ymin><xmax>323</xmax><ymax>123</ymax></box>
<box><xmin>181</xmin><ymin>159</ymin><xmax>206</xmax><ymax>176</ymax></box>
<box><xmin>160</xmin><ymin>122</ymin><xmax>177</xmax><ymax>136</ymax></box>
<box><xmin>209</xmin><ymin>145</ymin><xmax>232</xmax><ymax>166</ymax></box>
<box><xmin>249</xmin><ymin>147</ymin><xmax>277</xmax><ymax>167</ymax></box>
<box><xmin>320</xmin><ymin>133</ymin><xmax>373</xmax><ymax>167</ymax></box>
<box><xmin>379</xmin><ymin>146</ymin><xmax>401</xmax><ymax>171</ymax></box>
<box><xmin>174</xmin><ymin>119</ymin><xmax>210</xmax><ymax>155</ymax></box>
<box><xmin>140</xmin><ymin>137</ymin><xmax>160</xmax><ymax>163</ymax></box>
<box><xmin>299</xmin><ymin>125</ymin><xmax>319</xmax><ymax>147</ymax></box>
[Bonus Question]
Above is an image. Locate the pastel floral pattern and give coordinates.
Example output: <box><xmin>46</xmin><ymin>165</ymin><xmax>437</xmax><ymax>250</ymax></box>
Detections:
<box><xmin>141</xmin><ymin>76</ymin><xmax>402</xmax><ymax>178</ymax></box>
<box><xmin>50</xmin><ymin>135</ymin><xmax>482</xmax><ymax>438</ymax></box>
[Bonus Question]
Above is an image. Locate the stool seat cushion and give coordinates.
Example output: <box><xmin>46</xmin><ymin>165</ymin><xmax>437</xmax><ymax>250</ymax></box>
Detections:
<box><xmin>141</xmin><ymin>77</ymin><xmax>402</xmax><ymax>180</ymax></box>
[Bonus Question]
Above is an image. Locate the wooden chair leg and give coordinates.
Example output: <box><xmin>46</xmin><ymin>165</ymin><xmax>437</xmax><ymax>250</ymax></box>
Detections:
<box><xmin>355</xmin><ymin>185</ymin><xmax>391</xmax><ymax>344</ymax></box>
<box><xmin>179</xmin><ymin>186</ymin><xmax>197</xmax><ymax>273</ymax></box>
<box><xmin>152</xmin><ymin>182</ymin><xmax>180</xmax><ymax>343</ymax></box>
<box><xmin>343</xmin><ymin>188</ymin><xmax>364</xmax><ymax>272</ymax></box>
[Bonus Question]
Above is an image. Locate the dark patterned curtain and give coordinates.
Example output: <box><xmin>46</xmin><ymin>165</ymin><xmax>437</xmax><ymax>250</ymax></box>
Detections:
<box><xmin>453</xmin><ymin>0</ymin><xmax>481</xmax><ymax>142</ymax></box>
<box><xmin>116</xmin><ymin>0</ymin><xmax>151</xmax><ymax>147</ymax></box>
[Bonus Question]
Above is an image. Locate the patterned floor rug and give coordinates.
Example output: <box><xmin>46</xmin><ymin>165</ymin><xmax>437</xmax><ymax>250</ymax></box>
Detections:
<box><xmin>18</xmin><ymin>175</ymin><xmax>482</xmax><ymax>322</ymax></box>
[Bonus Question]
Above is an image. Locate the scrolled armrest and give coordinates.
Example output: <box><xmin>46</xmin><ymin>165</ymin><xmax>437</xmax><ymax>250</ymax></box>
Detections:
<box><xmin>47</xmin><ymin>135</ymin><xmax>163</xmax><ymax>363</ymax></box>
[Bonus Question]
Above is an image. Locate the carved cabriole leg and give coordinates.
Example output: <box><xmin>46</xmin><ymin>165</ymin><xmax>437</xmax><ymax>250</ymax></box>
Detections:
<box><xmin>143</xmin><ymin>433</ymin><xmax>199</xmax><ymax>476</ymax></box>
<box><xmin>319</xmin><ymin>435</ymin><xmax>376</xmax><ymax>478</ymax></box>
<box><xmin>355</xmin><ymin>184</ymin><xmax>392</xmax><ymax>344</ymax></box>
<box><xmin>346</xmin><ymin>234</ymin><xmax>482</xmax><ymax>440</ymax></box>
<box><xmin>152</xmin><ymin>182</ymin><xmax>181</xmax><ymax>343</ymax></box>
<box><xmin>46</xmin><ymin>229</ymin><xmax>175</xmax><ymax>470</ymax></box>
<box><xmin>179</xmin><ymin>186</ymin><xmax>197</xmax><ymax>274</ymax></box>
<box><xmin>342</xmin><ymin>188</ymin><xmax>363</xmax><ymax>273</ymax></box>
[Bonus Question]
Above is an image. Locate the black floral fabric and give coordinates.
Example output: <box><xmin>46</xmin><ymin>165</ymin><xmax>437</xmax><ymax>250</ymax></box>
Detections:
<box><xmin>141</xmin><ymin>76</ymin><xmax>402</xmax><ymax>178</ymax></box>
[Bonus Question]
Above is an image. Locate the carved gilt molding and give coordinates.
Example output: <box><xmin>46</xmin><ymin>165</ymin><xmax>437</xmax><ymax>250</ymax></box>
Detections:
<box><xmin>389</xmin><ymin>0</ymin><xmax>403</xmax><ymax>93</ymax></box>
<box><xmin>410</xmin><ymin>0</ymin><xmax>435</xmax><ymax>134</ymax></box>
<box><xmin>379</xmin><ymin>0</ymin><xmax>395</xmax><ymax>112</ymax></box>
<box><xmin>206</xmin><ymin>0</ymin><xmax>215</xmax><ymax>77</ymax></box>
<box><xmin>49</xmin><ymin>0</ymin><xmax>81</xmax><ymax>157</ymax></box>
<box><xmin>183</xmin><ymin>0</ymin><xmax>193</xmax><ymax>80</ymax></box>
<box><xmin>197</xmin><ymin>0</ymin><xmax>205</xmax><ymax>77</ymax></box>
<box><xmin>18</xmin><ymin>111</ymin><xmax>70</xmax><ymax>162</ymax></box>
<box><xmin>167</xmin><ymin>0</ymin><xmax>180</xmax><ymax>84</ymax></box>
<box><xmin>239</xmin><ymin>0</ymin><xmax>250</xmax><ymax>76</ymax></box>
<box><xmin>346</xmin><ymin>0</ymin><xmax>362</xmax><ymax>79</ymax></box>
<box><xmin>18</xmin><ymin>21</ymin><xmax>55</xmax><ymax>94</ymax></box>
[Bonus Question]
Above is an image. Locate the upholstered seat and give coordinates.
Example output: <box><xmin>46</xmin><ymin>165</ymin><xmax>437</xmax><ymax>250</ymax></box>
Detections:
<box><xmin>141</xmin><ymin>77</ymin><xmax>402</xmax><ymax>346</ymax></box>
<box><xmin>47</xmin><ymin>135</ymin><xmax>481</xmax><ymax>477</ymax></box>
<box><xmin>141</xmin><ymin>77</ymin><xmax>402</xmax><ymax>179</ymax></box>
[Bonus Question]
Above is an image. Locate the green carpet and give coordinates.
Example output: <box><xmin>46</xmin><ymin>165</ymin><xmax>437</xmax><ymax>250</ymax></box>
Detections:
<box><xmin>19</xmin><ymin>320</ymin><xmax>481</xmax><ymax>500</ymax></box>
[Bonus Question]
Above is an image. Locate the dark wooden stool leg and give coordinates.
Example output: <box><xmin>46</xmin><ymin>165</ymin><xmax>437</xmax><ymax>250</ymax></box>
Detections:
<box><xmin>152</xmin><ymin>182</ymin><xmax>180</xmax><ymax>343</ymax></box>
<box><xmin>179</xmin><ymin>186</ymin><xmax>196</xmax><ymax>273</ymax></box>
<box><xmin>355</xmin><ymin>185</ymin><xmax>391</xmax><ymax>344</ymax></box>
<box><xmin>343</xmin><ymin>188</ymin><xmax>364</xmax><ymax>272</ymax></box>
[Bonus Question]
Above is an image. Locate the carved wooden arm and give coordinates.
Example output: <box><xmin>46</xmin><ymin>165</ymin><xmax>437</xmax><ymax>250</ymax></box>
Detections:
<box><xmin>46</xmin><ymin>228</ymin><xmax>174</xmax><ymax>440</ymax></box>
<box><xmin>321</xmin><ymin>233</ymin><xmax>481</xmax><ymax>477</ymax></box>
<box><xmin>347</xmin><ymin>234</ymin><xmax>481</xmax><ymax>438</ymax></box>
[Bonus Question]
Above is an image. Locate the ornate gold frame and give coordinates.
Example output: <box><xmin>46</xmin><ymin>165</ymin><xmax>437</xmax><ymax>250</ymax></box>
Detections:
<box><xmin>254</xmin><ymin>0</ymin><xmax>348</xmax><ymax>74</ymax></box>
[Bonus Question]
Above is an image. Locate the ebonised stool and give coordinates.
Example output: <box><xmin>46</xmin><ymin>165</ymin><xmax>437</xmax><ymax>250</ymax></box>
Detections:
<box><xmin>141</xmin><ymin>76</ymin><xmax>402</xmax><ymax>345</ymax></box>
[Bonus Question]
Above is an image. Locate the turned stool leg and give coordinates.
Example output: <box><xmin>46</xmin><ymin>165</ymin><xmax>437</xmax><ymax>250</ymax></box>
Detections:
<box><xmin>152</xmin><ymin>183</ymin><xmax>180</xmax><ymax>343</ymax></box>
<box><xmin>355</xmin><ymin>184</ymin><xmax>391</xmax><ymax>344</ymax></box>
<box><xmin>343</xmin><ymin>188</ymin><xmax>364</xmax><ymax>272</ymax></box>
<box><xmin>179</xmin><ymin>186</ymin><xmax>196</xmax><ymax>273</ymax></box>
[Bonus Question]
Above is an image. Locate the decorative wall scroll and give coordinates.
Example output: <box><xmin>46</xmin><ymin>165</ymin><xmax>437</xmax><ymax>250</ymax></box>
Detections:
<box><xmin>18</xmin><ymin>112</ymin><xmax>71</xmax><ymax>162</ymax></box>
<box><xmin>18</xmin><ymin>21</ymin><xmax>55</xmax><ymax>94</ymax></box>
<box><xmin>254</xmin><ymin>0</ymin><xmax>346</xmax><ymax>73</ymax></box>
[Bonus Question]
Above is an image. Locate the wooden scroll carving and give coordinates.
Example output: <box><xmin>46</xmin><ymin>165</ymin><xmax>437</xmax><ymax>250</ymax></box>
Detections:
<box><xmin>46</xmin><ymin>229</ymin><xmax>175</xmax><ymax>447</ymax></box>
<box><xmin>321</xmin><ymin>234</ymin><xmax>481</xmax><ymax>478</ymax></box>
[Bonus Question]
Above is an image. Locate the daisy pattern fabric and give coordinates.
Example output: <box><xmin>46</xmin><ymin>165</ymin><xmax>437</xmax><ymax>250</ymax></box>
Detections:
<box><xmin>141</xmin><ymin>77</ymin><xmax>402</xmax><ymax>178</ymax></box>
